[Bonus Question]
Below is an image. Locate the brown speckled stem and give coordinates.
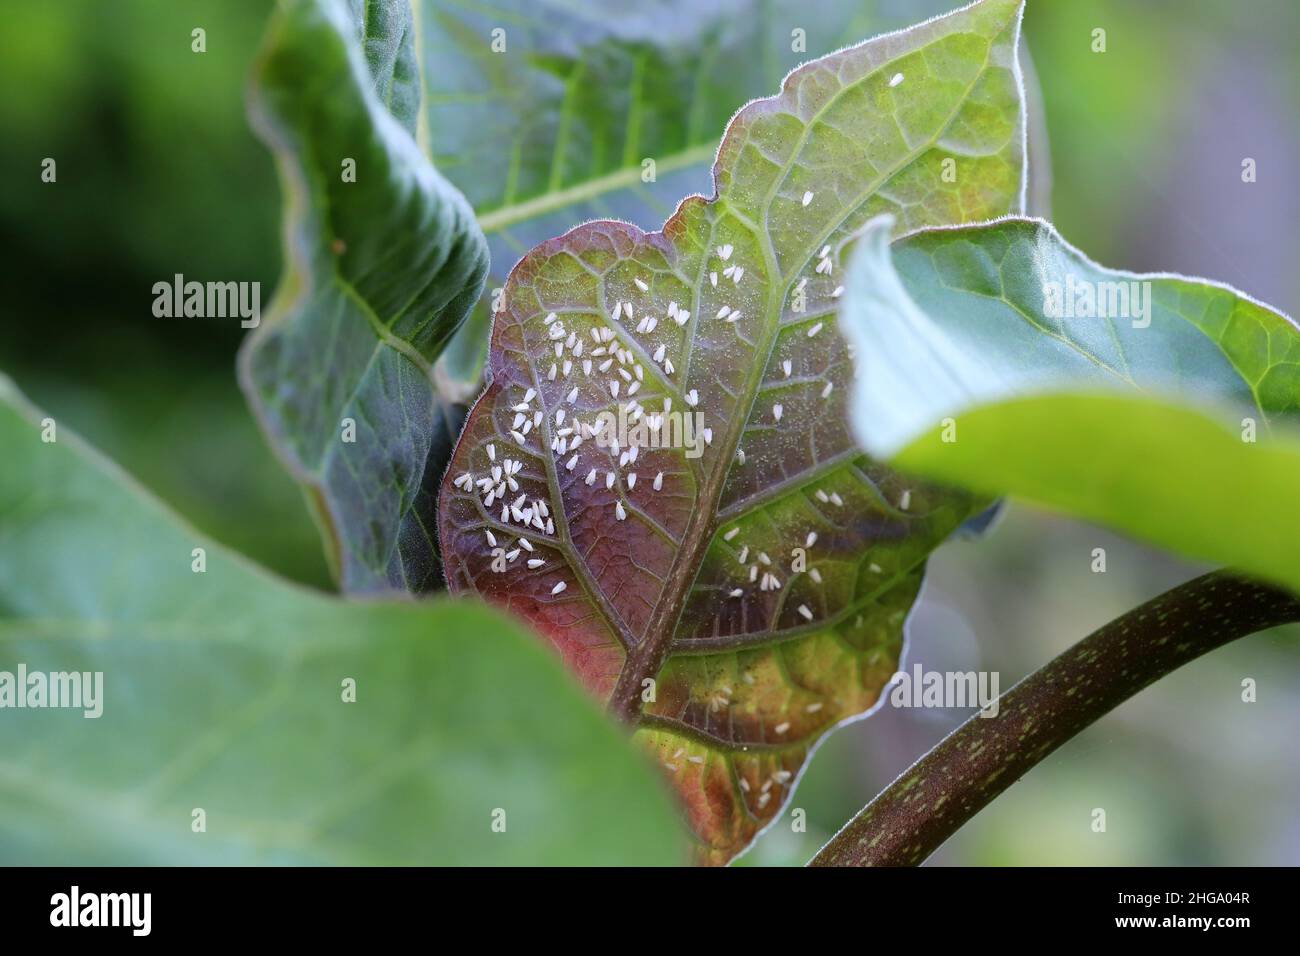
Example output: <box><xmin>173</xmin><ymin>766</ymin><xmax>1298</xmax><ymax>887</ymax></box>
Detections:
<box><xmin>809</xmin><ymin>571</ymin><xmax>1300</xmax><ymax>867</ymax></box>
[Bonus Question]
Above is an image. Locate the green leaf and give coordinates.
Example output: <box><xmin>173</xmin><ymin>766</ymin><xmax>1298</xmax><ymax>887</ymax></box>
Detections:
<box><xmin>239</xmin><ymin>0</ymin><xmax>488</xmax><ymax>594</ymax></box>
<box><xmin>842</xmin><ymin>215</ymin><xmax>1300</xmax><ymax>594</ymax></box>
<box><xmin>422</xmin><ymin>0</ymin><xmax>952</xmax><ymax>224</ymax></box>
<box><xmin>0</xmin><ymin>375</ymin><xmax>687</xmax><ymax>865</ymax></box>
<box><xmin>438</xmin><ymin>0</ymin><xmax>1027</xmax><ymax>864</ymax></box>
<box><xmin>417</xmin><ymin>0</ymin><xmax>982</xmax><ymax>385</ymax></box>
<box><xmin>350</xmin><ymin>0</ymin><xmax>421</xmax><ymax>134</ymax></box>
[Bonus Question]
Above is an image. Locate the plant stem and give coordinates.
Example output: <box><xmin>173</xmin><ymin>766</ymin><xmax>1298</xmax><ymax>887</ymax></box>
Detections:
<box><xmin>809</xmin><ymin>571</ymin><xmax>1300</xmax><ymax>867</ymax></box>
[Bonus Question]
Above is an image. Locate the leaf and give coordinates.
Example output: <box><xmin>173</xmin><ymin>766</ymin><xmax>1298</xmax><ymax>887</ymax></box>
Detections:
<box><xmin>239</xmin><ymin>0</ymin><xmax>488</xmax><ymax>594</ymax></box>
<box><xmin>841</xmin><ymin>215</ymin><xmax>1300</xmax><ymax>594</ymax></box>
<box><xmin>0</xmin><ymin>375</ymin><xmax>687</xmax><ymax>865</ymax></box>
<box><xmin>424</xmin><ymin>0</ymin><xmax>956</xmax><ymax>223</ymax></box>
<box><xmin>438</xmin><ymin>0</ymin><xmax>1028</xmax><ymax>864</ymax></box>
<box><xmin>417</xmin><ymin>0</ymin><xmax>982</xmax><ymax>384</ymax></box>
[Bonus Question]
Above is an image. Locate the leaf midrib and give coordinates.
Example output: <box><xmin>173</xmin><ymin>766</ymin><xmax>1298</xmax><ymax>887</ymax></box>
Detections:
<box><xmin>475</xmin><ymin>142</ymin><xmax>719</xmax><ymax>234</ymax></box>
<box><xmin>606</xmin><ymin>31</ymin><xmax>1003</xmax><ymax>723</ymax></box>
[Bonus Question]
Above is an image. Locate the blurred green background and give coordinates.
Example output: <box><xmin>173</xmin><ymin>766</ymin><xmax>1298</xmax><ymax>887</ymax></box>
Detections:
<box><xmin>2</xmin><ymin>0</ymin><xmax>1296</xmax><ymax>865</ymax></box>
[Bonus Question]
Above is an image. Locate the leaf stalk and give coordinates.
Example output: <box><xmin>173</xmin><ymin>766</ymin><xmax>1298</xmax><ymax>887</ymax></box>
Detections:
<box><xmin>809</xmin><ymin>570</ymin><xmax>1300</xmax><ymax>866</ymax></box>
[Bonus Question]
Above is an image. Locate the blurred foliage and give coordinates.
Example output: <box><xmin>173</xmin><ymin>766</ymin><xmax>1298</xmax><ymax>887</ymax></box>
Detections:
<box><xmin>1</xmin><ymin>0</ymin><xmax>1296</xmax><ymax>865</ymax></box>
<box><xmin>0</xmin><ymin>0</ymin><xmax>321</xmax><ymax>584</ymax></box>
<box><xmin>0</xmin><ymin>376</ymin><xmax>690</xmax><ymax>865</ymax></box>
<box><xmin>1022</xmin><ymin>0</ymin><xmax>1300</xmax><ymax>312</ymax></box>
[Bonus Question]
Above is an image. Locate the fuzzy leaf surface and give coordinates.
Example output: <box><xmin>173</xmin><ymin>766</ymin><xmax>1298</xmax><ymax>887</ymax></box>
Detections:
<box><xmin>240</xmin><ymin>0</ymin><xmax>488</xmax><ymax>594</ymax></box>
<box><xmin>842</xmin><ymin>215</ymin><xmax>1300</xmax><ymax>594</ymax></box>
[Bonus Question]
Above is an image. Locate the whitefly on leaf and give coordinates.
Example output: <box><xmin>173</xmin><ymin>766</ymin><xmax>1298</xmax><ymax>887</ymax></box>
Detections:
<box><xmin>438</xmin><ymin>0</ymin><xmax>1027</xmax><ymax>864</ymax></box>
